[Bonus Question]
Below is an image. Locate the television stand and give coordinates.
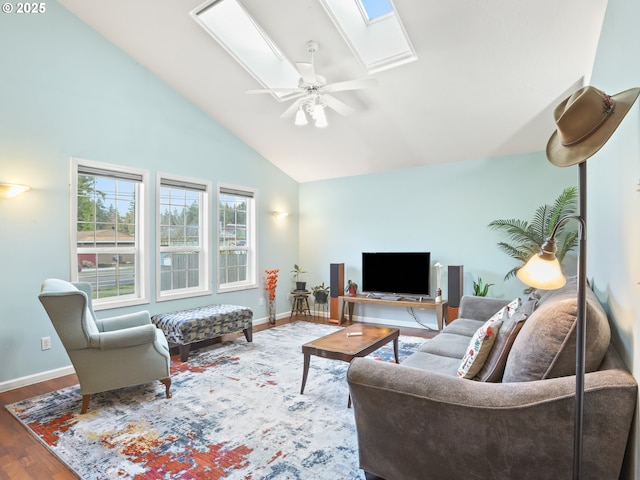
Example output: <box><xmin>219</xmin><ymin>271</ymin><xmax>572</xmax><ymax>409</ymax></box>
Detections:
<box><xmin>338</xmin><ymin>295</ymin><xmax>448</xmax><ymax>331</ymax></box>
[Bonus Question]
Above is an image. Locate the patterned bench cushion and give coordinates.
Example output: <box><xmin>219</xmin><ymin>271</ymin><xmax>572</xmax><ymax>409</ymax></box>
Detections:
<box><xmin>151</xmin><ymin>305</ymin><xmax>253</xmax><ymax>346</ymax></box>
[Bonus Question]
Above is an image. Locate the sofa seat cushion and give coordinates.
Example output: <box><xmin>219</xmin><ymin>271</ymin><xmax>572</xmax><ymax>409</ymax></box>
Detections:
<box><xmin>418</xmin><ymin>332</ymin><xmax>474</xmax><ymax>358</ymax></box>
<box><xmin>503</xmin><ymin>278</ymin><xmax>611</xmax><ymax>382</ymax></box>
<box><xmin>402</xmin><ymin>352</ymin><xmax>461</xmax><ymax>376</ymax></box>
<box><xmin>441</xmin><ymin>318</ymin><xmax>485</xmax><ymax>337</ymax></box>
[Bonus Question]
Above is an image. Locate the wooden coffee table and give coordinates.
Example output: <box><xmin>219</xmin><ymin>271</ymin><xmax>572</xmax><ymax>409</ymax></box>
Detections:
<box><xmin>300</xmin><ymin>324</ymin><xmax>399</xmax><ymax>404</ymax></box>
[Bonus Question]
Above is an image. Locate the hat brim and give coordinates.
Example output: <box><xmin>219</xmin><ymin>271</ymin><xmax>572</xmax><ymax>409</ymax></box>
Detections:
<box><xmin>546</xmin><ymin>87</ymin><xmax>640</xmax><ymax>167</ymax></box>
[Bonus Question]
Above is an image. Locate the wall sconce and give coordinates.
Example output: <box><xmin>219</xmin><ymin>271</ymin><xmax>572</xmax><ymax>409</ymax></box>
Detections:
<box><xmin>272</xmin><ymin>211</ymin><xmax>289</xmax><ymax>219</ymax></box>
<box><xmin>0</xmin><ymin>183</ymin><xmax>30</xmax><ymax>199</ymax></box>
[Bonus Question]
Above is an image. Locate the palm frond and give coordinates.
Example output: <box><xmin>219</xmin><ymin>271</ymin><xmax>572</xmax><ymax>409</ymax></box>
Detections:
<box><xmin>555</xmin><ymin>230</ymin><xmax>579</xmax><ymax>263</ymax></box>
<box><xmin>548</xmin><ymin>186</ymin><xmax>578</xmax><ymax>231</ymax></box>
<box><xmin>488</xmin><ymin>219</ymin><xmax>539</xmax><ymax>246</ymax></box>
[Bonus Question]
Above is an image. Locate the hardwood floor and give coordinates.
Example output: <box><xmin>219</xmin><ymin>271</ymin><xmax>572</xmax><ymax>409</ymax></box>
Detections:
<box><xmin>0</xmin><ymin>317</ymin><xmax>435</xmax><ymax>479</ymax></box>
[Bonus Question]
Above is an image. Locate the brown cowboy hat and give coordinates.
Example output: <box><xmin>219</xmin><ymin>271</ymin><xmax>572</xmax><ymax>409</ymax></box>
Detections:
<box><xmin>546</xmin><ymin>85</ymin><xmax>640</xmax><ymax>167</ymax></box>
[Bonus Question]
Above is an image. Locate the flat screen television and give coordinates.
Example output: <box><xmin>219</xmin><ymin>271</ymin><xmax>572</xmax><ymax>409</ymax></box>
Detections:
<box><xmin>361</xmin><ymin>252</ymin><xmax>431</xmax><ymax>297</ymax></box>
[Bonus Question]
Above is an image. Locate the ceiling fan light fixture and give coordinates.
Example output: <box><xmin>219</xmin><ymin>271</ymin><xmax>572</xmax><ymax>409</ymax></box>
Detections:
<box><xmin>313</xmin><ymin>104</ymin><xmax>328</xmax><ymax>128</ymax></box>
<box><xmin>294</xmin><ymin>107</ymin><xmax>308</xmax><ymax>126</ymax></box>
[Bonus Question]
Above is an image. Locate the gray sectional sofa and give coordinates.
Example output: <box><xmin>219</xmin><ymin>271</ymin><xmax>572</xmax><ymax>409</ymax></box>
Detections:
<box><xmin>347</xmin><ymin>277</ymin><xmax>637</xmax><ymax>480</ymax></box>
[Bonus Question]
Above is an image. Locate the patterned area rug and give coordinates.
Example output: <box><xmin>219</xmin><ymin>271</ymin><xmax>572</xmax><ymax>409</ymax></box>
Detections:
<box><xmin>7</xmin><ymin>322</ymin><xmax>424</xmax><ymax>479</ymax></box>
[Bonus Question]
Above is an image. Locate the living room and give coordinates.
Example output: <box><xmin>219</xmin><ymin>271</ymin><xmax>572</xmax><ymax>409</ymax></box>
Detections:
<box><xmin>1</xmin><ymin>0</ymin><xmax>639</xmax><ymax>478</ymax></box>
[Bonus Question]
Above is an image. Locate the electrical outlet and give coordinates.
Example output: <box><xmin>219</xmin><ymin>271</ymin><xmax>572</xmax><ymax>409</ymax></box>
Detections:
<box><xmin>41</xmin><ymin>336</ymin><xmax>51</xmax><ymax>351</ymax></box>
<box><xmin>258</xmin><ymin>297</ymin><xmax>265</xmax><ymax>306</ymax></box>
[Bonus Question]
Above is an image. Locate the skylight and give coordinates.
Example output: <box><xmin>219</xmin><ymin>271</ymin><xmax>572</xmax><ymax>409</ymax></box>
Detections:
<box><xmin>358</xmin><ymin>0</ymin><xmax>394</xmax><ymax>23</ymax></box>
<box><xmin>191</xmin><ymin>0</ymin><xmax>300</xmax><ymax>101</ymax></box>
<box><xmin>319</xmin><ymin>0</ymin><xmax>416</xmax><ymax>74</ymax></box>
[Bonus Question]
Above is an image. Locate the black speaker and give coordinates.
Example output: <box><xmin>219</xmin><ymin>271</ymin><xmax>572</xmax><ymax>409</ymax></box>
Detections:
<box><xmin>448</xmin><ymin>265</ymin><xmax>464</xmax><ymax>308</ymax></box>
<box><xmin>330</xmin><ymin>263</ymin><xmax>344</xmax><ymax>298</ymax></box>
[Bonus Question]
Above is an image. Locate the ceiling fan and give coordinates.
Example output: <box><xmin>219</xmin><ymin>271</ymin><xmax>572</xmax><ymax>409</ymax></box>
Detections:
<box><xmin>246</xmin><ymin>40</ymin><xmax>377</xmax><ymax>127</ymax></box>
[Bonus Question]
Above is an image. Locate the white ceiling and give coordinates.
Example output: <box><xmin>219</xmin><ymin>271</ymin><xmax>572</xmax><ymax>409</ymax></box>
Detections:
<box><xmin>58</xmin><ymin>0</ymin><xmax>608</xmax><ymax>183</ymax></box>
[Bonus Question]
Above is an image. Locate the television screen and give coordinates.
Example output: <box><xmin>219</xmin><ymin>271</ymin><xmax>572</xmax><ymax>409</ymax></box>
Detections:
<box><xmin>361</xmin><ymin>252</ymin><xmax>431</xmax><ymax>296</ymax></box>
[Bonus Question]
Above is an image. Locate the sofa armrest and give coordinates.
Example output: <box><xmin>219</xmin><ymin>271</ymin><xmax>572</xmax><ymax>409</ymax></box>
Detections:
<box><xmin>96</xmin><ymin>311</ymin><xmax>152</xmax><ymax>331</ymax></box>
<box><xmin>458</xmin><ymin>295</ymin><xmax>510</xmax><ymax>321</ymax></box>
<box><xmin>347</xmin><ymin>357</ymin><xmax>637</xmax><ymax>480</ymax></box>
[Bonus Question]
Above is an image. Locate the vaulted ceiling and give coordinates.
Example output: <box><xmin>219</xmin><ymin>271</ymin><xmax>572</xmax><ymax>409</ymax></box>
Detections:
<box><xmin>59</xmin><ymin>0</ymin><xmax>608</xmax><ymax>183</ymax></box>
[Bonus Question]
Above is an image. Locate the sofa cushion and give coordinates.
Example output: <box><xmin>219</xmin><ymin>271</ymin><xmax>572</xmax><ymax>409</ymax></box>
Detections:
<box><xmin>418</xmin><ymin>332</ymin><xmax>474</xmax><ymax>359</ymax></box>
<box><xmin>503</xmin><ymin>278</ymin><xmax>611</xmax><ymax>382</ymax></box>
<box><xmin>457</xmin><ymin>308</ymin><xmax>505</xmax><ymax>379</ymax></box>
<box><xmin>402</xmin><ymin>351</ymin><xmax>461</xmax><ymax>376</ymax></box>
<box><xmin>441</xmin><ymin>318</ymin><xmax>485</xmax><ymax>337</ymax></box>
<box><xmin>474</xmin><ymin>296</ymin><xmax>538</xmax><ymax>382</ymax></box>
<box><xmin>474</xmin><ymin>310</ymin><xmax>528</xmax><ymax>382</ymax></box>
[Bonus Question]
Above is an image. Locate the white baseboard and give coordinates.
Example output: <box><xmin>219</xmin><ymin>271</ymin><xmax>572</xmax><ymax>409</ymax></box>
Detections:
<box><xmin>0</xmin><ymin>365</ymin><xmax>76</xmax><ymax>393</ymax></box>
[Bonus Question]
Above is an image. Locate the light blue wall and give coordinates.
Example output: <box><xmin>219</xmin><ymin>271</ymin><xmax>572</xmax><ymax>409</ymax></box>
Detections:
<box><xmin>0</xmin><ymin>3</ymin><xmax>299</xmax><ymax>384</ymax></box>
<box><xmin>300</xmin><ymin>152</ymin><xmax>576</xmax><ymax>327</ymax></box>
<box><xmin>588</xmin><ymin>0</ymin><xmax>640</xmax><ymax>477</ymax></box>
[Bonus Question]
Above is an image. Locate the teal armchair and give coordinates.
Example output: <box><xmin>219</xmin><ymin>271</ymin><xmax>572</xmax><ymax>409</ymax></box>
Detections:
<box><xmin>38</xmin><ymin>278</ymin><xmax>172</xmax><ymax>413</ymax></box>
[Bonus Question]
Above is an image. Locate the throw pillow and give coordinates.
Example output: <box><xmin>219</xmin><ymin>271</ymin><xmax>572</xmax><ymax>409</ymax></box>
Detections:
<box><xmin>506</xmin><ymin>297</ymin><xmax>521</xmax><ymax>316</ymax></box>
<box><xmin>474</xmin><ymin>311</ymin><xmax>528</xmax><ymax>382</ymax></box>
<box><xmin>474</xmin><ymin>297</ymin><xmax>538</xmax><ymax>382</ymax></box>
<box><xmin>457</xmin><ymin>307</ymin><xmax>505</xmax><ymax>379</ymax></box>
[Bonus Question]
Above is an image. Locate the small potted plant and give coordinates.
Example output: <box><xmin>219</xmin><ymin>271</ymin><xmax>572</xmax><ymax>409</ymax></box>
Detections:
<box><xmin>292</xmin><ymin>264</ymin><xmax>307</xmax><ymax>291</ymax></box>
<box><xmin>312</xmin><ymin>282</ymin><xmax>330</xmax><ymax>303</ymax></box>
<box><xmin>345</xmin><ymin>280</ymin><xmax>358</xmax><ymax>297</ymax></box>
<box><xmin>472</xmin><ymin>277</ymin><xmax>494</xmax><ymax>297</ymax></box>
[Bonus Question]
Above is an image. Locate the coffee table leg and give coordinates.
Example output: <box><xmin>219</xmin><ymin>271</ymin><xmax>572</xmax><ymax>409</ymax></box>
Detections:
<box><xmin>393</xmin><ymin>337</ymin><xmax>399</xmax><ymax>364</ymax></box>
<box><xmin>301</xmin><ymin>353</ymin><xmax>310</xmax><ymax>394</ymax></box>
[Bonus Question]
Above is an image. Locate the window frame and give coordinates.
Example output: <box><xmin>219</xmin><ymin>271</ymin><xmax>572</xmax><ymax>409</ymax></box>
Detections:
<box><xmin>70</xmin><ymin>157</ymin><xmax>150</xmax><ymax>310</ymax></box>
<box><xmin>217</xmin><ymin>183</ymin><xmax>258</xmax><ymax>293</ymax></box>
<box><xmin>156</xmin><ymin>173</ymin><xmax>212</xmax><ymax>301</ymax></box>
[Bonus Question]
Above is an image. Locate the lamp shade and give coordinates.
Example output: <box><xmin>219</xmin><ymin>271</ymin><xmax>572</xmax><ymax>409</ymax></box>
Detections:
<box><xmin>517</xmin><ymin>254</ymin><xmax>567</xmax><ymax>290</ymax></box>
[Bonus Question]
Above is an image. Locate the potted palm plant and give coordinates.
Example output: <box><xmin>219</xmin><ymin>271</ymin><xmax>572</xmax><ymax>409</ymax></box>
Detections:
<box><xmin>488</xmin><ymin>186</ymin><xmax>578</xmax><ymax>286</ymax></box>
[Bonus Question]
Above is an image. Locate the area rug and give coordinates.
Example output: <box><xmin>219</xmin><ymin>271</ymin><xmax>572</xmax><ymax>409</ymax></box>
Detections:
<box><xmin>6</xmin><ymin>322</ymin><xmax>424</xmax><ymax>480</ymax></box>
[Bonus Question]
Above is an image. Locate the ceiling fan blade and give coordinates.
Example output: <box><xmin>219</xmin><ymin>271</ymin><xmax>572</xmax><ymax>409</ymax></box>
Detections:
<box><xmin>322</xmin><ymin>77</ymin><xmax>378</xmax><ymax>93</ymax></box>
<box><xmin>296</xmin><ymin>62</ymin><xmax>317</xmax><ymax>84</ymax></box>
<box><xmin>322</xmin><ymin>94</ymin><xmax>355</xmax><ymax>116</ymax></box>
<box><xmin>246</xmin><ymin>87</ymin><xmax>303</xmax><ymax>94</ymax></box>
<box><xmin>280</xmin><ymin>98</ymin><xmax>305</xmax><ymax>118</ymax></box>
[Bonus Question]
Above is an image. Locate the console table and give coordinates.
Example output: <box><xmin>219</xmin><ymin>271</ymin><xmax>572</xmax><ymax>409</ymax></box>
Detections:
<box><xmin>338</xmin><ymin>295</ymin><xmax>448</xmax><ymax>331</ymax></box>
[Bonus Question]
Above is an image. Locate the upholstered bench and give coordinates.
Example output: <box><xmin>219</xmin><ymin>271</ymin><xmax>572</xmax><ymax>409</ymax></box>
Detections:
<box><xmin>151</xmin><ymin>305</ymin><xmax>253</xmax><ymax>361</ymax></box>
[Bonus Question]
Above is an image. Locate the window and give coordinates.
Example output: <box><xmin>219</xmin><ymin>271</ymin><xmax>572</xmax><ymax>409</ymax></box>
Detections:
<box><xmin>157</xmin><ymin>175</ymin><xmax>212</xmax><ymax>301</ymax></box>
<box><xmin>217</xmin><ymin>184</ymin><xmax>257</xmax><ymax>292</ymax></box>
<box><xmin>72</xmin><ymin>158</ymin><xmax>149</xmax><ymax>309</ymax></box>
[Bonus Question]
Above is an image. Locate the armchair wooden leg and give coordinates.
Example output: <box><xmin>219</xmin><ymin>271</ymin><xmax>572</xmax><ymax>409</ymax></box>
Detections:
<box><xmin>80</xmin><ymin>394</ymin><xmax>90</xmax><ymax>414</ymax></box>
<box><xmin>160</xmin><ymin>378</ymin><xmax>172</xmax><ymax>398</ymax></box>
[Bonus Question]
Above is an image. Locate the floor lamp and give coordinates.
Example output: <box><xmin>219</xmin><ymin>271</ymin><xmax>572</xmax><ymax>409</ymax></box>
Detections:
<box><xmin>516</xmin><ymin>85</ymin><xmax>639</xmax><ymax>480</ymax></box>
<box><xmin>517</xmin><ymin>163</ymin><xmax>586</xmax><ymax>479</ymax></box>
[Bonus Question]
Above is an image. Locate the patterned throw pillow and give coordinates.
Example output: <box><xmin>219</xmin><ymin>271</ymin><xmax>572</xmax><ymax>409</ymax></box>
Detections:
<box><xmin>457</xmin><ymin>307</ymin><xmax>506</xmax><ymax>379</ymax></box>
<box><xmin>506</xmin><ymin>297</ymin><xmax>521</xmax><ymax>316</ymax></box>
